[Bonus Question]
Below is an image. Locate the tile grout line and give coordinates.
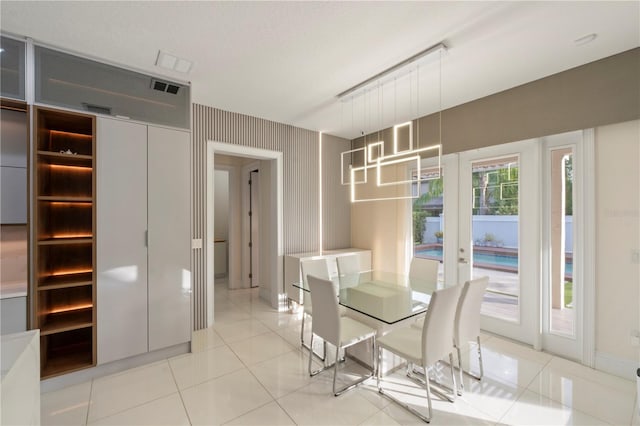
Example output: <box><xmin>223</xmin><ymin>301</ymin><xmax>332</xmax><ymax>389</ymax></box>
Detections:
<box><xmin>85</xmin><ymin>361</ymin><xmax>182</xmax><ymax>424</ymax></box>
<box><xmin>167</xmin><ymin>358</ymin><xmax>194</xmax><ymax>425</ymax></box>
<box><xmin>84</xmin><ymin>378</ymin><xmax>94</xmax><ymax>425</ymax></box>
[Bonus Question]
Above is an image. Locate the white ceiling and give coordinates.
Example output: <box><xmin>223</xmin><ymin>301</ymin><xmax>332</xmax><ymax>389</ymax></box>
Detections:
<box><xmin>2</xmin><ymin>1</ymin><xmax>639</xmax><ymax>139</ymax></box>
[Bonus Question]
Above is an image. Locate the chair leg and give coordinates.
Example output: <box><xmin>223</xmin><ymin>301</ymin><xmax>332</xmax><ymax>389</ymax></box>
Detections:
<box><xmin>333</xmin><ymin>338</ymin><xmax>375</xmax><ymax>396</ymax></box>
<box><xmin>449</xmin><ymin>353</ymin><xmax>457</xmax><ymax>401</ymax></box>
<box><xmin>300</xmin><ymin>314</ymin><xmax>305</xmax><ymax>346</ymax></box>
<box><xmin>456</xmin><ymin>346</ymin><xmax>464</xmax><ymax>394</ymax></box>
<box><xmin>332</xmin><ymin>346</ymin><xmax>340</xmax><ymax>395</ymax></box>
<box><xmin>477</xmin><ymin>336</ymin><xmax>484</xmax><ymax>379</ymax></box>
<box><xmin>377</xmin><ymin>348</ymin><xmax>433</xmax><ymax>422</ymax></box>
<box><xmin>307</xmin><ymin>332</ymin><xmax>314</xmax><ymax>376</ymax></box>
<box><xmin>423</xmin><ymin>363</ymin><xmax>433</xmax><ymax>421</ymax></box>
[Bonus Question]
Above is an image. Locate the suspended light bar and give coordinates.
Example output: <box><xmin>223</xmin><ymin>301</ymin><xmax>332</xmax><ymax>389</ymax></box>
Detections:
<box><xmin>337</xmin><ymin>42</ymin><xmax>447</xmax><ymax>100</ymax></box>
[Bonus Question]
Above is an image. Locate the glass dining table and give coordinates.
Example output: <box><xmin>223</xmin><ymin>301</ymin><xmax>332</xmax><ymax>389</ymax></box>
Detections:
<box><xmin>293</xmin><ymin>270</ymin><xmax>441</xmax><ymax>325</ymax></box>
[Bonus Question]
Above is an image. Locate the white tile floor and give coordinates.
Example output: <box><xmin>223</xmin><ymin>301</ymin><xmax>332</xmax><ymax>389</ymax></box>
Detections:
<box><xmin>41</xmin><ymin>283</ymin><xmax>639</xmax><ymax>425</ymax></box>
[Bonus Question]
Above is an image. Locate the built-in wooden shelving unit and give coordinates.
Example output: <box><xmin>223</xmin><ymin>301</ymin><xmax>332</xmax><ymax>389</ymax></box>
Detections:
<box><xmin>34</xmin><ymin>107</ymin><xmax>96</xmax><ymax>378</ymax></box>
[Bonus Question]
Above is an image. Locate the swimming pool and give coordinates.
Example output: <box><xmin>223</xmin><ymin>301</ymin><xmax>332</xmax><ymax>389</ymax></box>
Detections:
<box><xmin>416</xmin><ymin>247</ymin><xmax>573</xmax><ymax>275</ymax></box>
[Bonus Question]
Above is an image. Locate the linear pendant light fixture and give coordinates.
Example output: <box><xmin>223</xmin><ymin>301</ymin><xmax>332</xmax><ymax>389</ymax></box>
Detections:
<box><xmin>340</xmin><ymin>42</ymin><xmax>446</xmax><ymax>202</ymax></box>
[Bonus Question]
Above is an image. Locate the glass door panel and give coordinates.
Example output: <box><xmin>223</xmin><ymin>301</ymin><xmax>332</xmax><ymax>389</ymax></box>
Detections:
<box><xmin>412</xmin><ymin>164</ymin><xmax>444</xmax><ymax>283</ymax></box>
<box><xmin>458</xmin><ymin>140</ymin><xmax>538</xmax><ymax>345</ymax></box>
<box><xmin>471</xmin><ymin>156</ymin><xmax>520</xmax><ymax>322</ymax></box>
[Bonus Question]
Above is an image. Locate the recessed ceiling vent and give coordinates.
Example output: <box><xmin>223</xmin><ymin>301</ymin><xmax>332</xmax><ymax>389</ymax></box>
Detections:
<box><xmin>151</xmin><ymin>78</ymin><xmax>180</xmax><ymax>95</ymax></box>
<box><xmin>82</xmin><ymin>102</ymin><xmax>112</xmax><ymax>115</ymax></box>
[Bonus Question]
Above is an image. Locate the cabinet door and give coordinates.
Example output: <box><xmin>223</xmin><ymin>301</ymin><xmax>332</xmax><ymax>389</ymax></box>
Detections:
<box><xmin>148</xmin><ymin>126</ymin><xmax>191</xmax><ymax>351</ymax></box>
<box><xmin>97</xmin><ymin>118</ymin><xmax>148</xmax><ymax>364</ymax></box>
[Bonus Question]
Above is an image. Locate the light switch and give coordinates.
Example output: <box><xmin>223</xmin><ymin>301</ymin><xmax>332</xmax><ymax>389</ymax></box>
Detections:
<box><xmin>192</xmin><ymin>238</ymin><xmax>203</xmax><ymax>249</ymax></box>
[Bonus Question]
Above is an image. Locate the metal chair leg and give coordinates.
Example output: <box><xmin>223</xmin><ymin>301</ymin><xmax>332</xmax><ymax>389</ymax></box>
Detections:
<box><xmin>377</xmin><ymin>348</ymin><xmax>433</xmax><ymax>423</ymax></box>
<box><xmin>477</xmin><ymin>336</ymin><xmax>484</xmax><ymax>379</ymax></box>
<box><xmin>456</xmin><ymin>346</ymin><xmax>464</xmax><ymax>395</ymax></box>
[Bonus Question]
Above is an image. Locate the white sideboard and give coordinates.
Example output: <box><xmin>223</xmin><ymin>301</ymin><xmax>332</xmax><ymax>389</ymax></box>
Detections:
<box><xmin>284</xmin><ymin>248</ymin><xmax>371</xmax><ymax>305</ymax></box>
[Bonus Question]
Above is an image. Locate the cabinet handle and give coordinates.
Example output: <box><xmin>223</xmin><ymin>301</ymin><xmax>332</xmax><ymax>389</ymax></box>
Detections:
<box><xmin>145</xmin><ymin>230</ymin><xmax>148</xmax><ymax>247</ymax></box>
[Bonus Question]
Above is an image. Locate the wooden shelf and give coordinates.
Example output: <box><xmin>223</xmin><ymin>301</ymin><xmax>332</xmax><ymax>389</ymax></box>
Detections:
<box><xmin>38</xmin><ymin>196</ymin><xmax>93</xmax><ymax>203</ymax></box>
<box><xmin>37</xmin><ymin>150</ymin><xmax>93</xmax><ymax>161</ymax></box>
<box><xmin>34</xmin><ymin>106</ymin><xmax>96</xmax><ymax>378</ymax></box>
<box><xmin>38</xmin><ymin>272</ymin><xmax>92</xmax><ymax>289</ymax></box>
<box><xmin>40</xmin><ymin>328</ymin><xmax>93</xmax><ymax>379</ymax></box>
<box><xmin>38</xmin><ymin>237</ymin><xmax>93</xmax><ymax>246</ymax></box>
<box><xmin>40</xmin><ymin>308</ymin><xmax>93</xmax><ymax>336</ymax></box>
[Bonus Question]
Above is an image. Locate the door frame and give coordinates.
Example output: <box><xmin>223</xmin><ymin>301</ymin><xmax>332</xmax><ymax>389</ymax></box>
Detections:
<box><xmin>206</xmin><ymin>141</ymin><xmax>284</xmax><ymax>326</ymax></box>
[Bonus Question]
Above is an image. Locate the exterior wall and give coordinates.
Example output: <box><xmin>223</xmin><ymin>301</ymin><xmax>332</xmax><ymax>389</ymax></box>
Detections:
<box><xmin>421</xmin><ymin>215</ymin><xmax>573</xmax><ymax>250</ymax></box>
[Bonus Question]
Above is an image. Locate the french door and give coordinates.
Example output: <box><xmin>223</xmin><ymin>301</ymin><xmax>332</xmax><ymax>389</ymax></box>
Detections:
<box><xmin>456</xmin><ymin>140</ymin><xmax>539</xmax><ymax>345</ymax></box>
<box><xmin>414</xmin><ymin>135</ymin><xmax>590</xmax><ymax>357</ymax></box>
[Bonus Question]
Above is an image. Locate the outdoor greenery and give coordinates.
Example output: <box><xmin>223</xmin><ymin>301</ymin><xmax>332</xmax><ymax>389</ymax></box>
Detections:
<box><xmin>564</xmin><ymin>155</ymin><xmax>573</xmax><ymax>215</ymax></box>
<box><xmin>565</xmin><ymin>280</ymin><xmax>573</xmax><ymax>308</ymax></box>
<box><xmin>472</xmin><ymin>165</ymin><xmax>519</xmax><ymax>215</ymax></box>
<box><xmin>412</xmin><ymin>176</ymin><xmax>444</xmax><ymax>244</ymax></box>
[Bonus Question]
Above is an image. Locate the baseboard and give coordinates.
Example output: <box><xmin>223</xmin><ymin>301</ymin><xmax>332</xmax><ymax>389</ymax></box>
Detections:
<box><xmin>40</xmin><ymin>342</ymin><xmax>190</xmax><ymax>393</ymax></box>
<box><xmin>594</xmin><ymin>351</ymin><xmax>639</xmax><ymax>381</ymax></box>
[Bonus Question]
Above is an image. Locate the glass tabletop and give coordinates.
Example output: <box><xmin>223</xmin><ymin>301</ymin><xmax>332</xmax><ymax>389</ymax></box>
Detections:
<box><xmin>293</xmin><ymin>270</ymin><xmax>439</xmax><ymax>325</ymax></box>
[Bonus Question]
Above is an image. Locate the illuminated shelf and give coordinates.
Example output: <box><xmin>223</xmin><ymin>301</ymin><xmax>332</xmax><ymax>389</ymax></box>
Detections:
<box><xmin>38</xmin><ymin>196</ymin><xmax>93</xmax><ymax>202</ymax></box>
<box><xmin>40</xmin><ymin>308</ymin><xmax>93</xmax><ymax>336</ymax></box>
<box><xmin>34</xmin><ymin>106</ymin><xmax>96</xmax><ymax>378</ymax></box>
<box><xmin>37</xmin><ymin>150</ymin><xmax>93</xmax><ymax>160</ymax></box>
<box><xmin>38</xmin><ymin>272</ymin><xmax>92</xmax><ymax>289</ymax></box>
<box><xmin>38</xmin><ymin>237</ymin><xmax>93</xmax><ymax>246</ymax></box>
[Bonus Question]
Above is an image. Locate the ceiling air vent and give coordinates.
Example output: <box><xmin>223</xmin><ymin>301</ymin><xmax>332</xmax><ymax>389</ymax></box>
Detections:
<box><xmin>151</xmin><ymin>78</ymin><xmax>181</xmax><ymax>95</ymax></box>
<box><xmin>82</xmin><ymin>103</ymin><xmax>112</xmax><ymax>115</ymax></box>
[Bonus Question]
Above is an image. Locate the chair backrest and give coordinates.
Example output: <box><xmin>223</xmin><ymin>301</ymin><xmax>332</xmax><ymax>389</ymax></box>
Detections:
<box><xmin>454</xmin><ymin>277</ymin><xmax>489</xmax><ymax>346</ymax></box>
<box><xmin>307</xmin><ymin>275</ymin><xmax>341</xmax><ymax>346</ymax></box>
<box><xmin>300</xmin><ymin>259</ymin><xmax>330</xmax><ymax>314</ymax></box>
<box><xmin>421</xmin><ymin>284</ymin><xmax>462</xmax><ymax>365</ymax></box>
<box><xmin>300</xmin><ymin>258</ymin><xmax>330</xmax><ymax>286</ymax></box>
<box><xmin>336</xmin><ymin>254</ymin><xmax>361</xmax><ymax>276</ymax></box>
<box><xmin>409</xmin><ymin>258</ymin><xmax>439</xmax><ymax>291</ymax></box>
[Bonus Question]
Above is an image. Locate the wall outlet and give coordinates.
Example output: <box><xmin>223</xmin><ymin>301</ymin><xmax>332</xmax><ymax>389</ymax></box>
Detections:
<box><xmin>631</xmin><ymin>329</ymin><xmax>640</xmax><ymax>347</ymax></box>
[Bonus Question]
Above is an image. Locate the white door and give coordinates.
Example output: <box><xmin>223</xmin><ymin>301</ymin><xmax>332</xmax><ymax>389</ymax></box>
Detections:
<box><xmin>457</xmin><ymin>140</ymin><xmax>539</xmax><ymax>345</ymax></box>
<box><xmin>541</xmin><ymin>131</ymin><xmax>585</xmax><ymax>360</ymax></box>
<box><xmin>96</xmin><ymin>117</ymin><xmax>148</xmax><ymax>364</ymax></box>
<box><xmin>147</xmin><ymin>126</ymin><xmax>191</xmax><ymax>351</ymax></box>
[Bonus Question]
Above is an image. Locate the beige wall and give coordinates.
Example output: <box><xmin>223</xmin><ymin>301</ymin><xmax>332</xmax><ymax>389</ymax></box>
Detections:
<box><xmin>595</xmin><ymin>119</ymin><xmax>640</xmax><ymax>363</ymax></box>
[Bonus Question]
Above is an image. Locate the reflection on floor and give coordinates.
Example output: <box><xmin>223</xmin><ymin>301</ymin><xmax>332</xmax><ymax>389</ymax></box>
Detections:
<box><xmin>41</xmin><ymin>281</ymin><xmax>638</xmax><ymax>425</ymax></box>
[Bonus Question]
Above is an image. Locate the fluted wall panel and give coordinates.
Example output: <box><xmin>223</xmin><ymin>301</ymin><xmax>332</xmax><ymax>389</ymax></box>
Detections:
<box><xmin>192</xmin><ymin>104</ymin><xmax>351</xmax><ymax>329</ymax></box>
<box><xmin>322</xmin><ymin>133</ymin><xmax>352</xmax><ymax>250</ymax></box>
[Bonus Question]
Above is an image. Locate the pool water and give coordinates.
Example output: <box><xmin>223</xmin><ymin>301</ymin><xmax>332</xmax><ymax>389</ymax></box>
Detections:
<box><xmin>416</xmin><ymin>247</ymin><xmax>573</xmax><ymax>275</ymax></box>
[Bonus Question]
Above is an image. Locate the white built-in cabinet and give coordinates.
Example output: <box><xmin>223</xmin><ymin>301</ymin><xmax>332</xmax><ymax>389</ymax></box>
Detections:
<box><xmin>97</xmin><ymin>117</ymin><xmax>190</xmax><ymax>365</ymax></box>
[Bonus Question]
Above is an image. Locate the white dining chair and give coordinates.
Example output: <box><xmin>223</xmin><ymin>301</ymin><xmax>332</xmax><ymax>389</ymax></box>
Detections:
<box><xmin>306</xmin><ymin>274</ymin><xmax>377</xmax><ymax>396</ymax></box>
<box><xmin>409</xmin><ymin>257</ymin><xmax>439</xmax><ymax>287</ymax></box>
<box><xmin>300</xmin><ymin>258</ymin><xmax>331</xmax><ymax>355</ymax></box>
<box><xmin>454</xmin><ymin>276</ymin><xmax>489</xmax><ymax>393</ymax></box>
<box><xmin>336</xmin><ymin>254</ymin><xmax>364</xmax><ymax>288</ymax></box>
<box><xmin>376</xmin><ymin>284</ymin><xmax>461</xmax><ymax>422</ymax></box>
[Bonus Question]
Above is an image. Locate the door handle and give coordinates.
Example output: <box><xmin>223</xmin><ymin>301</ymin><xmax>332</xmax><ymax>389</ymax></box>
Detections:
<box><xmin>458</xmin><ymin>258</ymin><xmax>469</xmax><ymax>264</ymax></box>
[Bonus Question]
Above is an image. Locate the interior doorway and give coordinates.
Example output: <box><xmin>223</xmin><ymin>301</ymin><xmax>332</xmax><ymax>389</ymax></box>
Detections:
<box><xmin>206</xmin><ymin>141</ymin><xmax>284</xmax><ymax>327</ymax></box>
